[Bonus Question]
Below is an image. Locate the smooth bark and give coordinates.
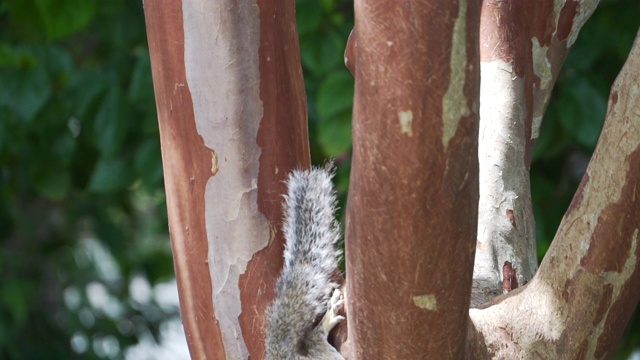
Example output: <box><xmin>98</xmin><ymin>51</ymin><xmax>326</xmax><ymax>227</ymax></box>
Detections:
<box><xmin>145</xmin><ymin>0</ymin><xmax>639</xmax><ymax>358</ymax></box>
<box><xmin>144</xmin><ymin>1</ymin><xmax>309</xmax><ymax>358</ymax></box>
<box><xmin>345</xmin><ymin>1</ymin><xmax>481</xmax><ymax>358</ymax></box>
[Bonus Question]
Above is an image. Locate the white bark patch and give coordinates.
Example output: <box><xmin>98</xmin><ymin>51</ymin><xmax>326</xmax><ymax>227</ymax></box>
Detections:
<box><xmin>475</xmin><ymin>59</ymin><xmax>538</xmax><ymax>306</ymax></box>
<box><xmin>442</xmin><ymin>0</ymin><xmax>470</xmax><ymax>148</ymax></box>
<box><xmin>183</xmin><ymin>2</ymin><xmax>267</xmax><ymax>359</ymax></box>
<box><xmin>552</xmin><ymin>0</ymin><xmax>564</xmax><ymax>30</ymax></box>
<box><xmin>551</xmin><ymin>0</ymin><xmax>599</xmax><ymax>48</ymax></box>
<box><xmin>398</xmin><ymin>110</ymin><xmax>413</xmax><ymax>136</ymax></box>
<box><xmin>566</xmin><ymin>0</ymin><xmax>599</xmax><ymax>48</ymax></box>
<box><xmin>531</xmin><ymin>38</ymin><xmax>552</xmax><ymax>91</ymax></box>
<box><xmin>530</xmin><ymin>39</ymin><xmax>553</xmax><ymax>140</ymax></box>
<box><xmin>470</xmin><ymin>280</ymin><xmax>568</xmax><ymax>358</ymax></box>
<box><xmin>531</xmin><ymin>115</ymin><xmax>543</xmax><ymax>139</ymax></box>
<box><xmin>412</xmin><ymin>294</ymin><xmax>437</xmax><ymax>311</ymax></box>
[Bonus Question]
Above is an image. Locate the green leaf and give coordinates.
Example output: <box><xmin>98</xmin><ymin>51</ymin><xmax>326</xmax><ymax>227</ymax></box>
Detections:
<box><xmin>68</xmin><ymin>70</ymin><xmax>110</xmax><ymax>119</ymax></box>
<box><xmin>296</xmin><ymin>0</ymin><xmax>323</xmax><ymax>37</ymax></box>
<box><xmin>35</xmin><ymin>0</ymin><xmax>98</xmax><ymax>40</ymax></box>
<box><xmin>530</xmin><ymin>173</ymin><xmax>557</xmax><ymax>204</ymax></box>
<box><xmin>36</xmin><ymin>45</ymin><xmax>73</xmax><ymax>80</ymax></box>
<box><xmin>317</xmin><ymin>111</ymin><xmax>352</xmax><ymax>157</ymax></box>
<box><xmin>556</xmin><ymin>77</ymin><xmax>606</xmax><ymax>149</ymax></box>
<box><xmin>92</xmin><ymin>86</ymin><xmax>128</xmax><ymax>157</ymax></box>
<box><xmin>300</xmin><ymin>30</ymin><xmax>345</xmax><ymax>76</ymax></box>
<box><xmin>0</xmin><ymin>45</ymin><xmax>37</xmax><ymax>67</ymax></box>
<box><xmin>0</xmin><ymin>55</ymin><xmax>51</xmax><ymax>121</ymax></box>
<box><xmin>88</xmin><ymin>157</ymin><xmax>133</xmax><ymax>193</ymax></box>
<box><xmin>1</xmin><ymin>280</ymin><xmax>29</xmax><ymax>328</ymax></box>
<box><xmin>316</xmin><ymin>71</ymin><xmax>354</xmax><ymax>120</ymax></box>
<box><xmin>134</xmin><ymin>139</ymin><xmax>163</xmax><ymax>189</ymax></box>
<box><xmin>315</xmin><ymin>71</ymin><xmax>353</xmax><ymax>157</ymax></box>
<box><xmin>127</xmin><ymin>51</ymin><xmax>154</xmax><ymax>104</ymax></box>
<box><xmin>5</xmin><ymin>0</ymin><xmax>97</xmax><ymax>40</ymax></box>
<box><xmin>320</xmin><ymin>0</ymin><xmax>336</xmax><ymax>11</ymax></box>
<box><xmin>335</xmin><ymin>160</ymin><xmax>351</xmax><ymax>193</ymax></box>
<box><xmin>532</xmin><ymin>105</ymin><xmax>569</xmax><ymax>161</ymax></box>
<box><xmin>33</xmin><ymin>171</ymin><xmax>71</xmax><ymax>201</ymax></box>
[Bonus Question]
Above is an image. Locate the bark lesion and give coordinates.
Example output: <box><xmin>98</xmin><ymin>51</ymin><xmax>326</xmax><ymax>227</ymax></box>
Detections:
<box><xmin>502</xmin><ymin>261</ymin><xmax>519</xmax><ymax>292</ymax></box>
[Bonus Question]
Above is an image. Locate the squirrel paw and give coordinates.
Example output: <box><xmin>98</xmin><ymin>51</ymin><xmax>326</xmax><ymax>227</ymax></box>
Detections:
<box><xmin>322</xmin><ymin>289</ymin><xmax>345</xmax><ymax>333</ymax></box>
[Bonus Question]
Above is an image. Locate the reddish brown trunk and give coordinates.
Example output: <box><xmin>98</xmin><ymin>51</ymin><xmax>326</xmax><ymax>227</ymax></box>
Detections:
<box><xmin>144</xmin><ymin>1</ymin><xmax>309</xmax><ymax>358</ymax></box>
<box><xmin>144</xmin><ymin>3</ymin><xmax>221</xmax><ymax>357</ymax></box>
<box><xmin>345</xmin><ymin>1</ymin><xmax>481</xmax><ymax>358</ymax></box>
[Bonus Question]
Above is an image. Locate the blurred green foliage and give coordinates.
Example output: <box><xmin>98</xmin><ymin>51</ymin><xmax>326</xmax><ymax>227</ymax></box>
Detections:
<box><xmin>0</xmin><ymin>1</ymin><xmax>171</xmax><ymax>359</ymax></box>
<box><xmin>0</xmin><ymin>0</ymin><xmax>638</xmax><ymax>358</ymax></box>
<box><xmin>298</xmin><ymin>0</ymin><xmax>354</xmax><ymax>198</ymax></box>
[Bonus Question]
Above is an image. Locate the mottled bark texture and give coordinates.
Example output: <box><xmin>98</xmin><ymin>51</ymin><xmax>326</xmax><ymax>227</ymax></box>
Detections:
<box><xmin>474</xmin><ymin>0</ymin><xmax>599</xmax><ymax>306</ymax></box>
<box><xmin>145</xmin><ymin>0</ymin><xmax>640</xmax><ymax>358</ymax></box>
<box><xmin>470</xmin><ymin>29</ymin><xmax>640</xmax><ymax>359</ymax></box>
<box><xmin>144</xmin><ymin>1</ymin><xmax>309</xmax><ymax>358</ymax></box>
<box><xmin>345</xmin><ymin>1</ymin><xmax>481</xmax><ymax>358</ymax></box>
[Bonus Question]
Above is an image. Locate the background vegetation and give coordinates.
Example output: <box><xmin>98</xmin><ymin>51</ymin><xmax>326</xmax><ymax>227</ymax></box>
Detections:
<box><xmin>0</xmin><ymin>0</ymin><xmax>637</xmax><ymax>358</ymax></box>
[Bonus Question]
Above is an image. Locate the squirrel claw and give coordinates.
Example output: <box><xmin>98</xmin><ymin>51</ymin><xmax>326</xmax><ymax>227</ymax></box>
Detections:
<box><xmin>323</xmin><ymin>289</ymin><xmax>346</xmax><ymax>333</ymax></box>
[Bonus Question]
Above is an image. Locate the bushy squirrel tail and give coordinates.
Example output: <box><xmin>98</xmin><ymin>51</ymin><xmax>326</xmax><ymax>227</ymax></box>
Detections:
<box><xmin>265</xmin><ymin>165</ymin><xmax>342</xmax><ymax>357</ymax></box>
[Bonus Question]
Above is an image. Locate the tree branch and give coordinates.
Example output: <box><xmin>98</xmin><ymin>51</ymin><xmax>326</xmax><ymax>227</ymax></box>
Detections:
<box><xmin>474</xmin><ymin>0</ymin><xmax>600</xmax><ymax>306</ymax></box>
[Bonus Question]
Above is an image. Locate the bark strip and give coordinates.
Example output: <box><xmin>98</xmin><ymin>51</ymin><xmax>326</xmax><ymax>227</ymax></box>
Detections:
<box><xmin>144</xmin><ymin>3</ymin><xmax>221</xmax><ymax>358</ymax></box>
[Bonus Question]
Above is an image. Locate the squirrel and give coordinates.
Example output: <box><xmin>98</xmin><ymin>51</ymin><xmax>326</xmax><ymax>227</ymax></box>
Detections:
<box><xmin>264</xmin><ymin>165</ymin><xmax>346</xmax><ymax>360</ymax></box>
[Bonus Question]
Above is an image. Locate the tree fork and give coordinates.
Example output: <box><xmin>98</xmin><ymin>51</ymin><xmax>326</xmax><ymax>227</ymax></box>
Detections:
<box><xmin>470</xmin><ymin>29</ymin><xmax>640</xmax><ymax>359</ymax></box>
<box><xmin>474</xmin><ymin>0</ymin><xmax>600</xmax><ymax>306</ymax></box>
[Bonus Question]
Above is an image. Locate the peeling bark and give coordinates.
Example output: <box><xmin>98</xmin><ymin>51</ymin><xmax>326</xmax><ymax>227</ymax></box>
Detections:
<box><xmin>345</xmin><ymin>1</ymin><xmax>480</xmax><ymax>358</ymax></box>
<box><xmin>470</xmin><ymin>29</ymin><xmax>640</xmax><ymax>359</ymax></box>
<box><xmin>145</xmin><ymin>0</ymin><xmax>640</xmax><ymax>358</ymax></box>
<box><xmin>144</xmin><ymin>1</ymin><xmax>309</xmax><ymax>358</ymax></box>
<box><xmin>473</xmin><ymin>0</ymin><xmax>600</xmax><ymax>306</ymax></box>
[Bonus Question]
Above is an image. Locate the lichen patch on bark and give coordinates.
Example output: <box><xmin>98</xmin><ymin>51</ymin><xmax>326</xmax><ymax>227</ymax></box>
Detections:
<box><xmin>442</xmin><ymin>0</ymin><xmax>470</xmax><ymax>148</ymax></box>
<box><xmin>412</xmin><ymin>294</ymin><xmax>438</xmax><ymax>311</ymax></box>
<box><xmin>398</xmin><ymin>110</ymin><xmax>413</xmax><ymax>136</ymax></box>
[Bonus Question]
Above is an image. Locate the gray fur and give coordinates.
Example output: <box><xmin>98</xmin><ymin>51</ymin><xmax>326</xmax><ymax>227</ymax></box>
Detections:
<box><xmin>265</xmin><ymin>166</ymin><xmax>344</xmax><ymax>360</ymax></box>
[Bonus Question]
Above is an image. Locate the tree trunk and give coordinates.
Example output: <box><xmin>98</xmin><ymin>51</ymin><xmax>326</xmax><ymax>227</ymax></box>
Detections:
<box><xmin>345</xmin><ymin>1</ymin><xmax>481</xmax><ymax>358</ymax></box>
<box><xmin>144</xmin><ymin>1</ymin><xmax>309</xmax><ymax>358</ymax></box>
